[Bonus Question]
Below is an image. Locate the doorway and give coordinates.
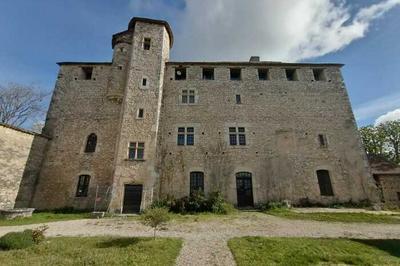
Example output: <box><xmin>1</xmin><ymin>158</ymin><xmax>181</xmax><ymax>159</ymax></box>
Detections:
<box><xmin>236</xmin><ymin>172</ymin><xmax>254</xmax><ymax>207</ymax></box>
<box><xmin>122</xmin><ymin>184</ymin><xmax>143</xmax><ymax>213</ymax></box>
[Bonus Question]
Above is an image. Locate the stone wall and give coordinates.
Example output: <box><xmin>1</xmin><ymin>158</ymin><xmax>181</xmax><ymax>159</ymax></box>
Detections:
<box><xmin>0</xmin><ymin>124</ymin><xmax>47</xmax><ymax>209</ymax></box>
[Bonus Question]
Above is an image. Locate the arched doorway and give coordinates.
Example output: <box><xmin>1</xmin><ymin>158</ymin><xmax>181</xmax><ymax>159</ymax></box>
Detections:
<box><xmin>236</xmin><ymin>172</ymin><xmax>254</xmax><ymax>207</ymax></box>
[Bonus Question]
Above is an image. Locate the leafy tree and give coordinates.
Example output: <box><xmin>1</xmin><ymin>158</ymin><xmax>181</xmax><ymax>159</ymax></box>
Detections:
<box><xmin>379</xmin><ymin>121</ymin><xmax>400</xmax><ymax>164</ymax></box>
<box><xmin>359</xmin><ymin>125</ymin><xmax>386</xmax><ymax>156</ymax></box>
<box><xmin>140</xmin><ymin>207</ymin><xmax>170</xmax><ymax>239</ymax></box>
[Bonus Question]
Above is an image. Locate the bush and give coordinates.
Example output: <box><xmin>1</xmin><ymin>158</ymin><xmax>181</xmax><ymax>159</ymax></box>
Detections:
<box><xmin>32</xmin><ymin>225</ymin><xmax>49</xmax><ymax>244</ymax></box>
<box><xmin>140</xmin><ymin>207</ymin><xmax>171</xmax><ymax>239</ymax></box>
<box><xmin>0</xmin><ymin>230</ymin><xmax>35</xmax><ymax>250</ymax></box>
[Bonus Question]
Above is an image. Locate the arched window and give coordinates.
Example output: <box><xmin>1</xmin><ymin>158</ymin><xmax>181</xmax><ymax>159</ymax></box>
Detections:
<box><xmin>76</xmin><ymin>175</ymin><xmax>90</xmax><ymax>197</ymax></box>
<box><xmin>190</xmin><ymin>172</ymin><xmax>204</xmax><ymax>194</ymax></box>
<box><xmin>316</xmin><ymin>170</ymin><xmax>334</xmax><ymax>196</ymax></box>
<box><xmin>85</xmin><ymin>133</ymin><xmax>97</xmax><ymax>153</ymax></box>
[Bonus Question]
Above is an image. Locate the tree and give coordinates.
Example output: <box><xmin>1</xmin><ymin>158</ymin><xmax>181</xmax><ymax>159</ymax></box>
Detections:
<box><xmin>359</xmin><ymin>125</ymin><xmax>386</xmax><ymax>156</ymax></box>
<box><xmin>0</xmin><ymin>83</ymin><xmax>48</xmax><ymax>127</ymax></box>
<box><xmin>140</xmin><ymin>207</ymin><xmax>170</xmax><ymax>239</ymax></box>
<box><xmin>379</xmin><ymin>121</ymin><xmax>400</xmax><ymax>164</ymax></box>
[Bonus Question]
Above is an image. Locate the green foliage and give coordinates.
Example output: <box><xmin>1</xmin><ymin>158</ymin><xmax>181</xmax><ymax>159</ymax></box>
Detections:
<box><xmin>140</xmin><ymin>207</ymin><xmax>171</xmax><ymax>238</ymax></box>
<box><xmin>0</xmin><ymin>230</ymin><xmax>35</xmax><ymax>250</ymax></box>
<box><xmin>228</xmin><ymin>237</ymin><xmax>400</xmax><ymax>265</ymax></box>
<box><xmin>32</xmin><ymin>225</ymin><xmax>49</xmax><ymax>244</ymax></box>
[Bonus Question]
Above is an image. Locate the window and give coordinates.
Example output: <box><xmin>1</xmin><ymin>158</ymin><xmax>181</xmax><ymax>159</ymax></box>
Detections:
<box><xmin>258</xmin><ymin>69</ymin><xmax>269</xmax><ymax>80</ymax></box>
<box><xmin>318</xmin><ymin>134</ymin><xmax>327</xmax><ymax>147</ymax></box>
<box><xmin>190</xmin><ymin>172</ymin><xmax>204</xmax><ymax>194</ymax></box>
<box><xmin>313</xmin><ymin>69</ymin><xmax>325</xmax><ymax>81</ymax></box>
<box><xmin>76</xmin><ymin>175</ymin><xmax>90</xmax><ymax>197</ymax></box>
<box><xmin>175</xmin><ymin>67</ymin><xmax>186</xmax><ymax>80</ymax></box>
<box><xmin>230</xmin><ymin>68</ymin><xmax>241</xmax><ymax>80</ymax></box>
<box><xmin>181</xmin><ymin>90</ymin><xmax>195</xmax><ymax>104</ymax></box>
<box><xmin>128</xmin><ymin>142</ymin><xmax>145</xmax><ymax>160</ymax></box>
<box><xmin>142</xmin><ymin>78</ymin><xmax>147</xmax><ymax>86</ymax></box>
<box><xmin>85</xmin><ymin>133</ymin><xmax>97</xmax><ymax>153</ymax></box>
<box><xmin>202</xmin><ymin>68</ymin><xmax>214</xmax><ymax>80</ymax></box>
<box><xmin>143</xmin><ymin>38</ymin><xmax>151</xmax><ymax>50</ymax></box>
<box><xmin>229</xmin><ymin>127</ymin><xmax>246</xmax><ymax>146</ymax></box>
<box><xmin>285</xmin><ymin>69</ymin><xmax>297</xmax><ymax>81</ymax></box>
<box><xmin>82</xmin><ymin>67</ymin><xmax>93</xmax><ymax>80</ymax></box>
<box><xmin>177</xmin><ymin>127</ymin><xmax>194</xmax><ymax>146</ymax></box>
<box><xmin>137</xmin><ymin>108</ymin><xmax>144</xmax><ymax>118</ymax></box>
<box><xmin>236</xmin><ymin>94</ymin><xmax>241</xmax><ymax>104</ymax></box>
<box><xmin>316</xmin><ymin>170</ymin><xmax>334</xmax><ymax>196</ymax></box>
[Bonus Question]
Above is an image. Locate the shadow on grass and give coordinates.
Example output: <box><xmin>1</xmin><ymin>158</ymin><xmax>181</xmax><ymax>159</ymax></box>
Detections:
<box><xmin>97</xmin><ymin>237</ymin><xmax>151</xmax><ymax>248</ymax></box>
<box><xmin>351</xmin><ymin>239</ymin><xmax>400</xmax><ymax>257</ymax></box>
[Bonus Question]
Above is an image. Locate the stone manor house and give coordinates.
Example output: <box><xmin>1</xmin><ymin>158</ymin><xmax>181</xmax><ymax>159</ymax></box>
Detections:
<box><xmin>1</xmin><ymin>17</ymin><xmax>382</xmax><ymax>213</ymax></box>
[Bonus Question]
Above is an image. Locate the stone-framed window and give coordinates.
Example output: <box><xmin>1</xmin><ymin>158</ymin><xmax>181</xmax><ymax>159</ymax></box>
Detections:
<box><xmin>85</xmin><ymin>133</ymin><xmax>97</xmax><ymax>153</ymax></box>
<box><xmin>137</xmin><ymin>108</ymin><xmax>144</xmax><ymax>119</ymax></box>
<box><xmin>236</xmin><ymin>94</ymin><xmax>241</xmax><ymax>104</ymax></box>
<box><xmin>313</xmin><ymin>69</ymin><xmax>325</xmax><ymax>81</ymax></box>
<box><xmin>128</xmin><ymin>142</ymin><xmax>145</xmax><ymax>160</ymax></box>
<box><xmin>81</xmin><ymin>67</ymin><xmax>93</xmax><ymax>80</ymax></box>
<box><xmin>285</xmin><ymin>69</ymin><xmax>297</xmax><ymax>81</ymax></box>
<box><xmin>229</xmin><ymin>127</ymin><xmax>246</xmax><ymax>145</ymax></box>
<box><xmin>202</xmin><ymin>68</ymin><xmax>214</xmax><ymax>80</ymax></box>
<box><xmin>76</xmin><ymin>175</ymin><xmax>90</xmax><ymax>197</ymax></box>
<box><xmin>175</xmin><ymin>67</ymin><xmax>187</xmax><ymax>80</ymax></box>
<box><xmin>143</xmin><ymin>38</ymin><xmax>151</xmax><ymax>50</ymax></box>
<box><xmin>190</xmin><ymin>172</ymin><xmax>204</xmax><ymax>194</ymax></box>
<box><xmin>318</xmin><ymin>134</ymin><xmax>328</xmax><ymax>148</ymax></box>
<box><xmin>230</xmin><ymin>68</ymin><xmax>241</xmax><ymax>80</ymax></box>
<box><xmin>181</xmin><ymin>89</ymin><xmax>196</xmax><ymax>104</ymax></box>
<box><xmin>258</xmin><ymin>68</ymin><xmax>269</xmax><ymax>80</ymax></box>
<box><xmin>316</xmin><ymin>170</ymin><xmax>334</xmax><ymax>196</ymax></box>
<box><xmin>177</xmin><ymin>127</ymin><xmax>194</xmax><ymax>146</ymax></box>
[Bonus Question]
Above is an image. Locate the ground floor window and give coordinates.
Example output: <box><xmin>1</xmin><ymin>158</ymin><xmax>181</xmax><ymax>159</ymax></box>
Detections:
<box><xmin>190</xmin><ymin>172</ymin><xmax>204</xmax><ymax>194</ymax></box>
<box><xmin>76</xmin><ymin>175</ymin><xmax>90</xmax><ymax>197</ymax></box>
<box><xmin>316</xmin><ymin>170</ymin><xmax>334</xmax><ymax>196</ymax></box>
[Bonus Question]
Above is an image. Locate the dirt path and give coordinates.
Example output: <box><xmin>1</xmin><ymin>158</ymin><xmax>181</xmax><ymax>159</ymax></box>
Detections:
<box><xmin>1</xmin><ymin>212</ymin><xmax>400</xmax><ymax>265</ymax></box>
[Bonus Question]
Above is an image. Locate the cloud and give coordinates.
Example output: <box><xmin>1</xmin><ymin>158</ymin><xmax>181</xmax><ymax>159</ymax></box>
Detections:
<box><xmin>375</xmin><ymin>108</ymin><xmax>400</xmax><ymax>125</ymax></box>
<box><xmin>130</xmin><ymin>0</ymin><xmax>400</xmax><ymax>61</ymax></box>
<box><xmin>354</xmin><ymin>92</ymin><xmax>400</xmax><ymax>123</ymax></box>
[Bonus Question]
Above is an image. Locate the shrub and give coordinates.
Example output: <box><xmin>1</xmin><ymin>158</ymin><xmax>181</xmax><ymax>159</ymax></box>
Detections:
<box><xmin>32</xmin><ymin>225</ymin><xmax>49</xmax><ymax>244</ymax></box>
<box><xmin>0</xmin><ymin>230</ymin><xmax>35</xmax><ymax>250</ymax></box>
<box><xmin>140</xmin><ymin>207</ymin><xmax>171</xmax><ymax>239</ymax></box>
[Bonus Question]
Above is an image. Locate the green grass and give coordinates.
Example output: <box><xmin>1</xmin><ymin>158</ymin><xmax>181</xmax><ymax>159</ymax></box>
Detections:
<box><xmin>0</xmin><ymin>237</ymin><xmax>182</xmax><ymax>265</ymax></box>
<box><xmin>265</xmin><ymin>208</ymin><xmax>400</xmax><ymax>224</ymax></box>
<box><xmin>228</xmin><ymin>237</ymin><xmax>400</xmax><ymax>265</ymax></box>
<box><xmin>0</xmin><ymin>212</ymin><xmax>91</xmax><ymax>226</ymax></box>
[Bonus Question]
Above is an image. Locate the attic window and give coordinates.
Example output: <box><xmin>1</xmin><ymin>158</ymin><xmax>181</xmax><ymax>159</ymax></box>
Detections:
<box><xmin>230</xmin><ymin>68</ymin><xmax>241</xmax><ymax>80</ymax></box>
<box><xmin>313</xmin><ymin>69</ymin><xmax>325</xmax><ymax>81</ymax></box>
<box><xmin>285</xmin><ymin>69</ymin><xmax>297</xmax><ymax>81</ymax></box>
<box><xmin>175</xmin><ymin>67</ymin><xmax>186</xmax><ymax>80</ymax></box>
<box><xmin>82</xmin><ymin>67</ymin><xmax>93</xmax><ymax>80</ymax></box>
<box><xmin>202</xmin><ymin>68</ymin><xmax>214</xmax><ymax>80</ymax></box>
<box><xmin>143</xmin><ymin>38</ymin><xmax>151</xmax><ymax>50</ymax></box>
<box><xmin>258</xmin><ymin>69</ymin><xmax>269</xmax><ymax>80</ymax></box>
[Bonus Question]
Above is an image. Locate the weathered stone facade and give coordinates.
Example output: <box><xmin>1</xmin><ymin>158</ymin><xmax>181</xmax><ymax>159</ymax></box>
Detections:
<box><xmin>0</xmin><ymin>124</ymin><xmax>47</xmax><ymax>209</ymax></box>
<box><xmin>22</xmin><ymin>17</ymin><xmax>378</xmax><ymax>212</ymax></box>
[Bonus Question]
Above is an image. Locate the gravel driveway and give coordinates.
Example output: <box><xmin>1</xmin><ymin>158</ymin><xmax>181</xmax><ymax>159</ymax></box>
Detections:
<box><xmin>1</xmin><ymin>212</ymin><xmax>400</xmax><ymax>266</ymax></box>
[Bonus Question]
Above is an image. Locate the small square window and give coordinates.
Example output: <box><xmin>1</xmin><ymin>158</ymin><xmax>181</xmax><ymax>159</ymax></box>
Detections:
<box><xmin>142</xmin><ymin>78</ymin><xmax>147</xmax><ymax>86</ymax></box>
<box><xmin>230</xmin><ymin>68</ymin><xmax>241</xmax><ymax>80</ymax></box>
<box><xmin>313</xmin><ymin>69</ymin><xmax>325</xmax><ymax>81</ymax></box>
<box><xmin>202</xmin><ymin>68</ymin><xmax>214</xmax><ymax>80</ymax></box>
<box><xmin>82</xmin><ymin>67</ymin><xmax>93</xmax><ymax>80</ymax></box>
<box><xmin>285</xmin><ymin>69</ymin><xmax>297</xmax><ymax>81</ymax></box>
<box><xmin>258</xmin><ymin>69</ymin><xmax>269</xmax><ymax>80</ymax></box>
<box><xmin>143</xmin><ymin>38</ymin><xmax>151</xmax><ymax>50</ymax></box>
<box><xmin>138</xmin><ymin>108</ymin><xmax>144</xmax><ymax>118</ymax></box>
<box><xmin>238</xmin><ymin>127</ymin><xmax>245</xmax><ymax>133</ymax></box>
<box><xmin>175</xmin><ymin>67</ymin><xmax>186</xmax><ymax>80</ymax></box>
<box><xmin>229</xmin><ymin>127</ymin><xmax>236</xmax><ymax>133</ymax></box>
<box><xmin>236</xmin><ymin>95</ymin><xmax>241</xmax><ymax>104</ymax></box>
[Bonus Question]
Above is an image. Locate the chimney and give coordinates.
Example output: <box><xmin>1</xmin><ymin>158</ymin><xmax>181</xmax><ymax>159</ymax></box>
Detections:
<box><xmin>249</xmin><ymin>56</ymin><xmax>260</xmax><ymax>62</ymax></box>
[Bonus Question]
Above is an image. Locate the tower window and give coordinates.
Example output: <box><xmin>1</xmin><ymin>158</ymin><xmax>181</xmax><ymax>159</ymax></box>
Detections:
<box><xmin>229</xmin><ymin>127</ymin><xmax>246</xmax><ymax>145</ymax></box>
<box><xmin>76</xmin><ymin>175</ymin><xmax>90</xmax><ymax>197</ymax></box>
<box><xmin>143</xmin><ymin>38</ymin><xmax>151</xmax><ymax>50</ymax></box>
<box><xmin>128</xmin><ymin>142</ymin><xmax>145</xmax><ymax>160</ymax></box>
<box><xmin>313</xmin><ymin>69</ymin><xmax>325</xmax><ymax>81</ymax></box>
<box><xmin>258</xmin><ymin>69</ymin><xmax>269</xmax><ymax>80</ymax></box>
<box><xmin>318</xmin><ymin>134</ymin><xmax>327</xmax><ymax>147</ymax></box>
<box><xmin>84</xmin><ymin>133</ymin><xmax>97</xmax><ymax>153</ymax></box>
<box><xmin>316</xmin><ymin>170</ymin><xmax>334</xmax><ymax>196</ymax></box>
<box><xmin>230</xmin><ymin>68</ymin><xmax>241</xmax><ymax>80</ymax></box>
<box><xmin>142</xmin><ymin>78</ymin><xmax>147</xmax><ymax>86</ymax></box>
<box><xmin>190</xmin><ymin>172</ymin><xmax>204</xmax><ymax>194</ymax></box>
<box><xmin>81</xmin><ymin>67</ymin><xmax>93</xmax><ymax>80</ymax></box>
<box><xmin>181</xmin><ymin>90</ymin><xmax>196</xmax><ymax>104</ymax></box>
<box><xmin>202</xmin><ymin>68</ymin><xmax>214</xmax><ymax>80</ymax></box>
<box><xmin>285</xmin><ymin>69</ymin><xmax>297</xmax><ymax>81</ymax></box>
<box><xmin>236</xmin><ymin>95</ymin><xmax>241</xmax><ymax>104</ymax></box>
<box><xmin>177</xmin><ymin>127</ymin><xmax>195</xmax><ymax>146</ymax></box>
<box><xmin>175</xmin><ymin>67</ymin><xmax>186</xmax><ymax>80</ymax></box>
<box><xmin>137</xmin><ymin>108</ymin><xmax>144</xmax><ymax>118</ymax></box>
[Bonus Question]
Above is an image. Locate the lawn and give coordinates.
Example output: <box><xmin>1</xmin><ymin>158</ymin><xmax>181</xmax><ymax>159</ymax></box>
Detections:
<box><xmin>228</xmin><ymin>237</ymin><xmax>400</xmax><ymax>265</ymax></box>
<box><xmin>265</xmin><ymin>208</ymin><xmax>400</xmax><ymax>224</ymax></box>
<box><xmin>0</xmin><ymin>237</ymin><xmax>182</xmax><ymax>265</ymax></box>
<box><xmin>0</xmin><ymin>212</ymin><xmax>91</xmax><ymax>226</ymax></box>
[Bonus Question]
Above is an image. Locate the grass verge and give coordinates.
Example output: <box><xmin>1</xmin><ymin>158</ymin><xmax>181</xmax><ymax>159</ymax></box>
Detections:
<box><xmin>228</xmin><ymin>237</ymin><xmax>400</xmax><ymax>265</ymax></box>
<box><xmin>0</xmin><ymin>237</ymin><xmax>182</xmax><ymax>265</ymax></box>
<box><xmin>265</xmin><ymin>208</ymin><xmax>400</xmax><ymax>224</ymax></box>
<box><xmin>0</xmin><ymin>212</ymin><xmax>91</xmax><ymax>226</ymax></box>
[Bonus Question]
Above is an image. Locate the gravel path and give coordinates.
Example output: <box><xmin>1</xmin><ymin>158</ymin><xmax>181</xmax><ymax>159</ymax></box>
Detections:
<box><xmin>1</xmin><ymin>212</ymin><xmax>400</xmax><ymax>265</ymax></box>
